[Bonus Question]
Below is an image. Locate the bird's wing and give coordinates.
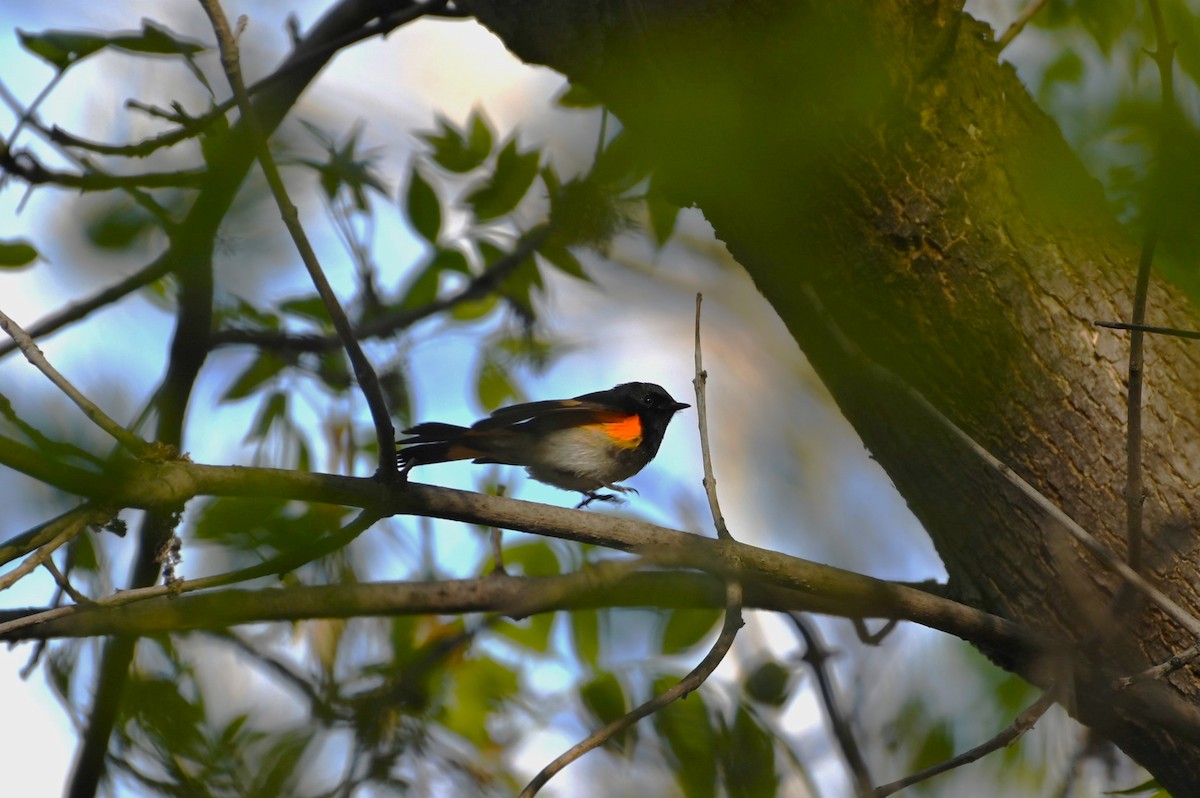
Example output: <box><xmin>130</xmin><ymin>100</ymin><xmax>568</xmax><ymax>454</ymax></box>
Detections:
<box><xmin>472</xmin><ymin>398</ymin><xmax>625</xmax><ymax>430</ymax></box>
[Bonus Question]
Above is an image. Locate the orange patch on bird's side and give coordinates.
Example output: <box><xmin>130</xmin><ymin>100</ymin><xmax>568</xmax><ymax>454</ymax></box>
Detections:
<box><xmin>597</xmin><ymin>414</ymin><xmax>643</xmax><ymax>448</ymax></box>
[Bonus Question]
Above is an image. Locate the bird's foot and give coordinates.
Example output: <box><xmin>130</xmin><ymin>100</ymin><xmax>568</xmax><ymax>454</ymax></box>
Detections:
<box><xmin>576</xmin><ymin>492</ymin><xmax>625</xmax><ymax>509</ymax></box>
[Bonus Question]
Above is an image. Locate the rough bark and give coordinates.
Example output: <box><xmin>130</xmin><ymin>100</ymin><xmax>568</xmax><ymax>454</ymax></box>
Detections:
<box><xmin>459</xmin><ymin>0</ymin><xmax>1200</xmax><ymax>791</ymax></box>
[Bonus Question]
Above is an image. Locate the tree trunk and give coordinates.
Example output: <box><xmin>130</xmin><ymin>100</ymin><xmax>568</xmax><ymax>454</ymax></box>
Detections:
<box><xmin>460</xmin><ymin>0</ymin><xmax>1200</xmax><ymax>790</ymax></box>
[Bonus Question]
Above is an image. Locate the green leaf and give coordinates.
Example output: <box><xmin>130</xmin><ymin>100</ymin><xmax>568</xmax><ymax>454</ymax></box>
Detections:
<box><xmin>405</xmin><ymin>168</ymin><xmax>442</xmax><ymax>243</ymax></box>
<box><xmin>579</xmin><ymin>672</ymin><xmax>636</xmax><ymax>753</ymax></box>
<box><xmin>424</xmin><ymin>109</ymin><xmax>493</xmax><ymax>173</ymax></box>
<box><xmin>18</xmin><ymin>29</ymin><xmax>110</xmax><ymax>70</ymax></box>
<box><xmin>494</xmin><ymin>613</ymin><xmax>555</xmax><ymax>653</ymax></box>
<box><xmin>743</xmin><ymin>661</ymin><xmax>792</xmax><ymax>707</ymax></box>
<box><xmin>653</xmin><ymin>677</ymin><xmax>718</xmax><ymax>798</ymax></box>
<box><xmin>248</xmin><ymin>391</ymin><xmax>288</xmax><ymax>441</ymax></box>
<box><xmin>221</xmin><ymin>352</ymin><xmax>287</xmax><ymax>402</ymax></box>
<box><xmin>538</xmin><ymin>245</ymin><xmax>587</xmax><ymax>281</ymax></box>
<box><xmin>660</xmin><ymin>608</ymin><xmax>723</xmax><ymax>655</ymax></box>
<box><xmin>84</xmin><ymin>200</ymin><xmax>157</xmax><ymax>250</ymax></box>
<box><xmin>18</xmin><ymin>22</ymin><xmax>203</xmax><ymax>71</ymax></box>
<box><xmin>465</xmin><ymin>138</ymin><xmax>540</xmax><ymax>221</ymax></box>
<box><xmin>646</xmin><ymin>191</ymin><xmax>681</xmax><ymax>248</ymax></box>
<box><xmin>580</xmin><ymin>672</ymin><xmax>627</xmax><ymax>725</ymax></box>
<box><xmin>0</xmin><ymin>239</ymin><xmax>39</xmax><ymax>269</ymax></box>
<box><xmin>555</xmin><ymin>82</ymin><xmax>602</xmax><ymax>108</ymax></box>
<box><xmin>278</xmin><ymin>296</ymin><xmax>330</xmax><ymax>326</ymax></box>
<box><xmin>722</xmin><ymin>707</ymin><xmax>778</xmax><ymax>798</ymax></box>
<box><xmin>440</xmin><ymin>657</ymin><xmax>519</xmax><ymax>747</ymax></box>
<box><xmin>107</xmin><ymin>21</ymin><xmax>205</xmax><ymax>57</ymax></box>
<box><xmin>1105</xmin><ymin>778</ymin><xmax>1164</xmax><ymax>795</ymax></box>
<box><xmin>504</xmin><ymin>540</ymin><xmax>561</xmax><ymax>577</ymax></box>
<box><xmin>476</xmin><ymin>357</ymin><xmax>517</xmax><ymax>411</ymax></box>
<box><xmin>570</xmin><ymin>608</ymin><xmax>601</xmax><ymax>668</ymax></box>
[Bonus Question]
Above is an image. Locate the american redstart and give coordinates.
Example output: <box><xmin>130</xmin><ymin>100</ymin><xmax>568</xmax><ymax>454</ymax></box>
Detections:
<box><xmin>396</xmin><ymin>382</ymin><xmax>690</xmax><ymax>507</ymax></box>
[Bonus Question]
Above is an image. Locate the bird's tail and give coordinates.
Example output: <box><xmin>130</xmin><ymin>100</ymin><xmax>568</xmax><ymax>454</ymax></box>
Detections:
<box><xmin>396</xmin><ymin>423</ymin><xmax>477</xmax><ymax>469</ymax></box>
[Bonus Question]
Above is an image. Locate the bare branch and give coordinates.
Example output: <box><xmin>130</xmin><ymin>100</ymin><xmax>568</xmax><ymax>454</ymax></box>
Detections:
<box><xmin>0</xmin><ymin>308</ymin><xmax>152</xmax><ymax>456</ymax></box>
<box><xmin>0</xmin><ymin>505</ymin><xmax>100</xmax><ymax>592</ymax></box>
<box><xmin>872</xmin><ymin>690</ymin><xmax>1057</xmax><ymax>797</ymax></box>
<box><xmin>692</xmin><ymin>293</ymin><xmax>732</xmax><ymax>541</ymax></box>
<box><xmin>995</xmin><ymin>0</ymin><xmax>1050</xmax><ymax>53</ymax></box>
<box><xmin>200</xmin><ymin>0</ymin><xmax>396</xmax><ymax>475</ymax></box>
<box><xmin>788</xmin><ymin>613</ymin><xmax>874</xmax><ymax>796</ymax></box>
<box><xmin>519</xmin><ymin>580</ymin><xmax>744</xmax><ymax>797</ymax></box>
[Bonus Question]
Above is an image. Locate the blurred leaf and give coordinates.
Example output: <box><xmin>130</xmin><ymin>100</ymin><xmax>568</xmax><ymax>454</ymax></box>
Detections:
<box><xmin>1041</xmin><ymin>50</ymin><xmax>1083</xmax><ymax>92</ymax></box>
<box><xmin>449</xmin><ymin>295</ymin><xmax>498</xmax><ymax>321</ymax></box>
<box><xmin>911</xmin><ymin>718</ymin><xmax>954</xmax><ymax>772</ymax></box>
<box><xmin>316</xmin><ymin>350</ymin><xmax>352</xmax><ymax>393</ymax></box>
<box><xmin>646</xmin><ymin>190</ymin><xmax>681</xmax><ymax>249</ymax></box>
<box><xmin>1105</xmin><ymin>778</ymin><xmax>1165</xmax><ymax>795</ymax></box>
<box><xmin>465</xmin><ymin>138</ymin><xmax>540</xmax><ymax>221</ymax></box>
<box><xmin>1164</xmin><ymin>0</ymin><xmax>1200</xmax><ymax>90</ymax></box>
<box><xmin>298</xmin><ymin>122</ymin><xmax>386</xmax><ymax>210</ymax></box>
<box><xmin>0</xmin><ymin>239</ymin><xmax>39</xmax><ymax>269</ymax></box>
<box><xmin>570</xmin><ymin>608</ymin><xmax>601</xmax><ymax>668</ymax></box>
<box><xmin>476</xmin><ymin>357</ymin><xmax>517</xmax><ymax>411</ymax></box>
<box><xmin>538</xmin><ymin>244</ymin><xmax>588</xmax><ymax>281</ymax></box>
<box><xmin>424</xmin><ymin>109</ymin><xmax>493</xmax><ymax>173</ymax></box>
<box><xmin>494</xmin><ymin>613</ymin><xmax>554</xmax><ymax>653</ymax></box>
<box><xmin>221</xmin><ymin>352</ymin><xmax>288</xmax><ymax>402</ymax></box>
<box><xmin>279</xmin><ymin>295</ymin><xmax>330</xmax><ymax>326</ymax></box>
<box><xmin>556</xmin><ymin>81</ymin><xmax>602</xmax><ymax>108</ymax></box>
<box><xmin>249</xmin><ymin>391</ymin><xmax>288</xmax><ymax>441</ymax></box>
<box><xmin>84</xmin><ymin>201</ymin><xmax>157</xmax><ymax>250</ymax></box>
<box><xmin>108</xmin><ymin>21</ymin><xmax>205</xmax><ymax>57</ymax></box>
<box><xmin>722</xmin><ymin>706</ymin><xmax>778</xmax><ymax>798</ymax></box>
<box><xmin>124</xmin><ymin>674</ymin><xmax>205</xmax><ymax>756</ymax></box>
<box><xmin>18</xmin><ymin>29</ymin><xmax>114</xmax><ymax>70</ymax></box>
<box><xmin>1077</xmin><ymin>0</ymin><xmax>1134</xmax><ymax>55</ymax></box>
<box><xmin>440</xmin><ymin>657</ymin><xmax>519</xmax><ymax>747</ymax></box>
<box><xmin>504</xmin><ymin>540</ymin><xmax>561</xmax><ymax>577</ymax></box>
<box><xmin>580</xmin><ymin>672</ymin><xmax>627</xmax><ymax>725</ymax></box>
<box><xmin>579</xmin><ymin>672</ymin><xmax>636</xmax><ymax>753</ymax></box>
<box><xmin>405</xmin><ymin>167</ymin><xmax>442</xmax><ymax>243</ymax></box>
<box><xmin>653</xmin><ymin>676</ymin><xmax>718</xmax><ymax>798</ymax></box>
<box><xmin>18</xmin><ymin>21</ymin><xmax>203</xmax><ymax>71</ymax></box>
<box><xmin>743</xmin><ymin>661</ymin><xmax>792</xmax><ymax>707</ymax></box>
<box><xmin>660</xmin><ymin>608</ymin><xmax>722</xmax><ymax>655</ymax></box>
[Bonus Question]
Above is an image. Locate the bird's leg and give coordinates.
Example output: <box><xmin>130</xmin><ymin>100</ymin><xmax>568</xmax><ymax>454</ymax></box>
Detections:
<box><xmin>576</xmin><ymin>492</ymin><xmax>623</xmax><ymax>509</ymax></box>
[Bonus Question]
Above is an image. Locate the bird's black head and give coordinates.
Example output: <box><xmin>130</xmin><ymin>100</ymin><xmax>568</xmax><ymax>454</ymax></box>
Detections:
<box><xmin>609</xmin><ymin>382</ymin><xmax>690</xmax><ymax>417</ymax></box>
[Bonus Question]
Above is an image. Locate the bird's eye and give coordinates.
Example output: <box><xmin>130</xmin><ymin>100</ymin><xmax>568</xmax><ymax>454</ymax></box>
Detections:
<box><xmin>643</xmin><ymin>396</ymin><xmax>654</xmax><ymax>405</ymax></box>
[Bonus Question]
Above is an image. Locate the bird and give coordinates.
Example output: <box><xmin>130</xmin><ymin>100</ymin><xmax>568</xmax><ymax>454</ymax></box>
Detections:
<box><xmin>396</xmin><ymin>382</ymin><xmax>690</xmax><ymax>507</ymax></box>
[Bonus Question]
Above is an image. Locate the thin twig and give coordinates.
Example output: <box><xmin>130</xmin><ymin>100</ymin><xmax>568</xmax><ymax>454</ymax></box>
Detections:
<box><xmin>788</xmin><ymin>612</ymin><xmax>874</xmax><ymax>797</ymax></box>
<box><xmin>0</xmin><ymin>506</ymin><xmax>96</xmax><ymax>591</ymax></box>
<box><xmin>0</xmin><ymin>308</ymin><xmax>151</xmax><ymax>456</ymax></box>
<box><xmin>1094</xmin><ymin>320</ymin><xmax>1200</xmax><ymax>340</ymax></box>
<box><xmin>1117</xmin><ymin>643</ymin><xmax>1200</xmax><ymax>689</ymax></box>
<box><xmin>872</xmin><ymin>690</ymin><xmax>1056</xmax><ymax>796</ymax></box>
<box><xmin>1121</xmin><ymin>0</ymin><xmax>1178</xmax><ymax>574</ymax></box>
<box><xmin>692</xmin><ymin>293</ymin><xmax>731</xmax><ymax>541</ymax></box>
<box><xmin>42</xmin><ymin>557</ymin><xmax>90</xmax><ymax>604</ymax></box>
<box><xmin>0</xmin><ymin>255</ymin><xmax>171</xmax><ymax>360</ymax></box>
<box><xmin>0</xmin><ymin>509</ymin><xmax>381</xmax><ymax>639</ymax></box>
<box><xmin>996</xmin><ymin>0</ymin><xmax>1050</xmax><ymax>53</ymax></box>
<box><xmin>44</xmin><ymin>1</ymin><xmax>449</xmax><ymax>160</ymax></box>
<box><xmin>799</xmin><ymin>285</ymin><xmax>1200</xmax><ymax>640</ymax></box>
<box><xmin>208</xmin><ymin>225</ymin><xmax>550</xmax><ymax>352</ymax></box>
<box><xmin>519</xmin><ymin>580</ymin><xmax>744</xmax><ymax>797</ymax></box>
<box><xmin>200</xmin><ymin>0</ymin><xmax>396</xmax><ymax>475</ymax></box>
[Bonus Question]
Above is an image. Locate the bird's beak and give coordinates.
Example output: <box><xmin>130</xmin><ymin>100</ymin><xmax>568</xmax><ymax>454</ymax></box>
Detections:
<box><xmin>672</xmin><ymin>401</ymin><xmax>690</xmax><ymax>412</ymax></box>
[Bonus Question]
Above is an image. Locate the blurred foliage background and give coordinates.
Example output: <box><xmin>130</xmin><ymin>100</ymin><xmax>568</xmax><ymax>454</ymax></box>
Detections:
<box><xmin>1</xmin><ymin>0</ymin><xmax>1197</xmax><ymax>795</ymax></box>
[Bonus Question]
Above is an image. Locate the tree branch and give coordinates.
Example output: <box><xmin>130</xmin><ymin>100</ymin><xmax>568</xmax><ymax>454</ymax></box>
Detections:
<box><xmin>201</xmin><ymin>0</ymin><xmax>395</xmax><ymax>474</ymax></box>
